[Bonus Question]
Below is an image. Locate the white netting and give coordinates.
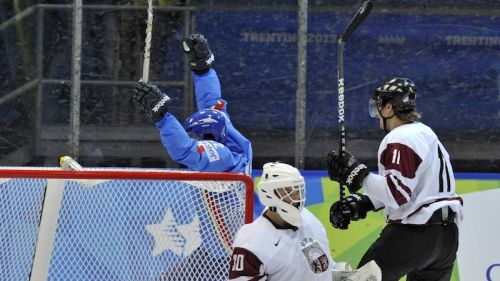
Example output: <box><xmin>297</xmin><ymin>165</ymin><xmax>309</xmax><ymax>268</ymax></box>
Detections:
<box><xmin>0</xmin><ymin>168</ymin><xmax>251</xmax><ymax>281</ymax></box>
<box><xmin>0</xmin><ymin>178</ymin><xmax>45</xmax><ymax>280</ymax></box>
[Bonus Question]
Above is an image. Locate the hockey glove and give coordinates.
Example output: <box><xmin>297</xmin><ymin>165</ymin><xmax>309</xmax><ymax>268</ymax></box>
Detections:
<box><xmin>329</xmin><ymin>200</ymin><xmax>351</xmax><ymax>230</ymax></box>
<box><xmin>182</xmin><ymin>34</ymin><xmax>214</xmax><ymax>75</ymax></box>
<box><xmin>327</xmin><ymin>151</ymin><xmax>369</xmax><ymax>193</ymax></box>
<box><xmin>133</xmin><ymin>81</ymin><xmax>171</xmax><ymax>122</ymax></box>
<box><xmin>330</xmin><ymin>194</ymin><xmax>375</xmax><ymax>229</ymax></box>
<box><xmin>340</xmin><ymin>193</ymin><xmax>375</xmax><ymax>220</ymax></box>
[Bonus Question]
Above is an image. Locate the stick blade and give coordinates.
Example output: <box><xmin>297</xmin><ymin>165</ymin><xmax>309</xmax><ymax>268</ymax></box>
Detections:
<box><xmin>340</xmin><ymin>1</ymin><xmax>374</xmax><ymax>42</ymax></box>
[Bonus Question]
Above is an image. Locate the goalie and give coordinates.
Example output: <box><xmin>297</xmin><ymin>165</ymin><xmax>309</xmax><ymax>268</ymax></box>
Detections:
<box><xmin>133</xmin><ymin>34</ymin><xmax>253</xmax><ymax>280</ymax></box>
<box><xmin>229</xmin><ymin>162</ymin><xmax>381</xmax><ymax>281</ymax></box>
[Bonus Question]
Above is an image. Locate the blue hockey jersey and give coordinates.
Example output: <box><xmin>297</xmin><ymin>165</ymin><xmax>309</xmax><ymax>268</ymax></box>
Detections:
<box><xmin>155</xmin><ymin>68</ymin><xmax>252</xmax><ymax>175</ymax></box>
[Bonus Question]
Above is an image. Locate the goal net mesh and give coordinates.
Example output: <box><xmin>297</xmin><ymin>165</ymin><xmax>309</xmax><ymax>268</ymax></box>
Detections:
<box><xmin>0</xmin><ymin>168</ymin><xmax>253</xmax><ymax>281</ymax></box>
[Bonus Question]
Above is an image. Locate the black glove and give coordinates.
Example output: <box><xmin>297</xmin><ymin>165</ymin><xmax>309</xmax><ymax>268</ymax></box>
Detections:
<box><xmin>182</xmin><ymin>34</ymin><xmax>214</xmax><ymax>75</ymax></box>
<box><xmin>133</xmin><ymin>81</ymin><xmax>171</xmax><ymax>122</ymax></box>
<box><xmin>329</xmin><ymin>200</ymin><xmax>351</xmax><ymax>229</ymax></box>
<box><xmin>330</xmin><ymin>193</ymin><xmax>375</xmax><ymax>229</ymax></box>
<box><xmin>327</xmin><ymin>151</ymin><xmax>369</xmax><ymax>193</ymax></box>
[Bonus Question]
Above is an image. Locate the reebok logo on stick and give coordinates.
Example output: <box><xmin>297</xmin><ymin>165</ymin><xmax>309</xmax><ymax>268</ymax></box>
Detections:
<box><xmin>338</xmin><ymin>78</ymin><xmax>345</xmax><ymax>122</ymax></box>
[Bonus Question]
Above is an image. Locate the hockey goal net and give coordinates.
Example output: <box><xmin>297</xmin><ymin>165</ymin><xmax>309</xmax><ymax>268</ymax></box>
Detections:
<box><xmin>0</xmin><ymin>167</ymin><xmax>253</xmax><ymax>281</ymax></box>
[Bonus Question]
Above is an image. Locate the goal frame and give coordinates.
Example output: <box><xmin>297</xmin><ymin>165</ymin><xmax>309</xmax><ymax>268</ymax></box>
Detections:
<box><xmin>0</xmin><ymin>168</ymin><xmax>254</xmax><ymax>224</ymax></box>
<box><xmin>0</xmin><ymin>168</ymin><xmax>254</xmax><ymax>281</ymax></box>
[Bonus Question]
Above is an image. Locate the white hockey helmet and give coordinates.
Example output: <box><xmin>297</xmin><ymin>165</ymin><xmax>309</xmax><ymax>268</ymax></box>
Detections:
<box><xmin>257</xmin><ymin>162</ymin><xmax>306</xmax><ymax>227</ymax></box>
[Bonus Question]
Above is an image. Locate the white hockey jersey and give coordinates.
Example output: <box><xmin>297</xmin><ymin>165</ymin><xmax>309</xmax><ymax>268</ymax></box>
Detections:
<box><xmin>228</xmin><ymin>208</ymin><xmax>334</xmax><ymax>281</ymax></box>
<box><xmin>363</xmin><ymin>122</ymin><xmax>464</xmax><ymax>225</ymax></box>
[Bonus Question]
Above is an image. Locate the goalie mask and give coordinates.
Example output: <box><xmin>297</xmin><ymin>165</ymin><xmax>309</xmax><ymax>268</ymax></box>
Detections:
<box><xmin>258</xmin><ymin>162</ymin><xmax>306</xmax><ymax>227</ymax></box>
<box><xmin>184</xmin><ymin>109</ymin><xmax>227</xmax><ymax>143</ymax></box>
<box><xmin>369</xmin><ymin>77</ymin><xmax>417</xmax><ymax>118</ymax></box>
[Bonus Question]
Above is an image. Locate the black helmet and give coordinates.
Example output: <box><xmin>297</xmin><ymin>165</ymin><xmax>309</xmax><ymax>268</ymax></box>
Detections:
<box><xmin>369</xmin><ymin>77</ymin><xmax>417</xmax><ymax>117</ymax></box>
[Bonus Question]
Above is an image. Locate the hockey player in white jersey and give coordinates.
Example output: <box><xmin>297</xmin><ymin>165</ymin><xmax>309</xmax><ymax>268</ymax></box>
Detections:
<box><xmin>327</xmin><ymin>77</ymin><xmax>464</xmax><ymax>281</ymax></box>
<box><xmin>228</xmin><ymin>162</ymin><xmax>334</xmax><ymax>281</ymax></box>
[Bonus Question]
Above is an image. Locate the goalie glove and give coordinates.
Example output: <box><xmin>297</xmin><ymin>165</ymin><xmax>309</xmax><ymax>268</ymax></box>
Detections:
<box><xmin>327</xmin><ymin>150</ymin><xmax>369</xmax><ymax>193</ymax></box>
<box><xmin>133</xmin><ymin>81</ymin><xmax>171</xmax><ymax>122</ymax></box>
<box><xmin>182</xmin><ymin>34</ymin><xmax>214</xmax><ymax>75</ymax></box>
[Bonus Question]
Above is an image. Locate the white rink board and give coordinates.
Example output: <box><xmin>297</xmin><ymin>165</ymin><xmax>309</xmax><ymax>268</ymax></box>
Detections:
<box><xmin>457</xmin><ymin>188</ymin><xmax>500</xmax><ymax>281</ymax></box>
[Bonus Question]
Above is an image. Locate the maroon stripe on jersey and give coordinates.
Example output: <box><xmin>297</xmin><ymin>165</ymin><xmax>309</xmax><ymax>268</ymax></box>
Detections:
<box><xmin>386</xmin><ymin>175</ymin><xmax>408</xmax><ymax>206</ymax></box>
<box><xmin>394</xmin><ymin>175</ymin><xmax>412</xmax><ymax>197</ymax></box>
<box><xmin>229</xmin><ymin>247</ymin><xmax>265</xmax><ymax>280</ymax></box>
<box><xmin>380</xmin><ymin>143</ymin><xmax>422</xmax><ymax>179</ymax></box>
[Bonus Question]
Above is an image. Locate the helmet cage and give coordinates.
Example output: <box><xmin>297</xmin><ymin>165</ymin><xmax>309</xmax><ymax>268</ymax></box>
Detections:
<box><xmin>257</xmin><ymin>162</ymin><xmax>306</xmax><ymax>227</ymax></box>
<box><xmin>274</xmin><ymin>184</ymin><xmax>306</xmax><ymax>210</ymax></box>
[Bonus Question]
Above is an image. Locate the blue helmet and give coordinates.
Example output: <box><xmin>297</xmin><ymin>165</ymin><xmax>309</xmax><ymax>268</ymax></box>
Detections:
<box><xmin>183</xmin><ymin>109</ymin><xmax>227</xmax><ymax>143</ymax></box>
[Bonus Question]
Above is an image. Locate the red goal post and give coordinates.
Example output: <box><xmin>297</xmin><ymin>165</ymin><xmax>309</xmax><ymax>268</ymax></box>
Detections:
<box><xmin>0</xmin><ymin>167</ymin><xmax>253</xmax><ymax>281</ymax></box>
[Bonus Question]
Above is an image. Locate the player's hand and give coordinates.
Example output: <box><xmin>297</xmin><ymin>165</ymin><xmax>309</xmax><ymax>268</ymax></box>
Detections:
<box><xmin>133</xmin><ymin>81</ymin><xmax>171</xmax><ymax>122</ymax></box>
<box><xmin>340</xmin><ymin>193</ymin><xmax>374</xmax><ymax>220</ymax></box>
<box><xmin>182</xmin><ymin>34</ymin><xmax>214</xmax><ymax>75</ymax></box>
<box><xmin>330</xmin><ymin>194</ymin><xmax>374</xmax><ymax>229</ymax></box>
<box><xmin>327</xmin><ymin>151</ymin><xmax>369</xmax><ymax>193</ymax></box>
<box><xmin>330</xmin><ymin>200</ymin><xmax>351</xmax><ymax>229</ymax></box>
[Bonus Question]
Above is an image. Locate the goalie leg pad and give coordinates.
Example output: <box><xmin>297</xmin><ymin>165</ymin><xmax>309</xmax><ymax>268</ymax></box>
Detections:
<box><xmin>332</xmin><ymin>260</ymin><xmax>381</xmax><ymax>281</ymax></box>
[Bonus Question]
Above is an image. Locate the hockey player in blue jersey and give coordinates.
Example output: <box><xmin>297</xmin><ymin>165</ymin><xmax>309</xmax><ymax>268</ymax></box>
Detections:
<box><xmin>133</xmin><ymin>34</ymin><xmax>257</xmax><ymax>280</ymax></box>
<box><xmin>133</xmin><ymin>34</ymin><xmax>252</xmax><ymax>175</ymax></box>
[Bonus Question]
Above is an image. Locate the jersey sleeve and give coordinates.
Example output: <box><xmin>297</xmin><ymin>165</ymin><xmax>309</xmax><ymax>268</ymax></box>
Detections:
<box><xmin>365</xmin><ymin>190</ymin><xmax>385</xmax><ymax>210</ymax></box>
<box><xmin>229</xmin><ymin>247</ymin><xmax>267</xmax><ymax>280</ymax></box>
<box><xmin>156</xmin><ymin>113</ymin><xmax>245</xmax><ymax>172</ymax></box>
<box><xmin>363</xmin><ymin>141</ymin><xmax>423</xmax><ymax>209</ymax></box>
<box><xmin>192</xmin><ymin>68</ymin><xmax>227</xmax><ymax>112</ymax></box>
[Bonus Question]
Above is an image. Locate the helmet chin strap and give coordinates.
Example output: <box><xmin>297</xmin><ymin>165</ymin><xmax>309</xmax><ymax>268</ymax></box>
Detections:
<box><xmin>377</xmin><ymin>107</ymin><xmax>395</xmax><ymax>133</ymax></box>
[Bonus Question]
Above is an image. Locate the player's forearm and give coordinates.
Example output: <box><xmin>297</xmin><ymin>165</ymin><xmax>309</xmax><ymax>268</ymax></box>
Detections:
<box><xmin>363</xmin><ymin>173</ymin><xmax>404</xmax><ymax>209</ymax></box>
<box><xmin>193</xmin><ymin>68</ymin><xmax>224</xmax><ymax>110</ymax></box>
<box><xmin>156</xmin><ymin>114</ymin><xmax>198</xmax><ymax>164</ymax></box>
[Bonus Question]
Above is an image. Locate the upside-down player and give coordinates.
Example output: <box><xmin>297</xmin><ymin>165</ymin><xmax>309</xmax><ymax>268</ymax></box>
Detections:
<box><xmin>133</xmin><ymin>33</ymin><xmax>252</xmax><ymax>175</ymax></box>
<box><xmin>327</xmin><ymin>77</ymin><xmax>464</xmax><ymax>281</ymax></box>
<box><xmin>133</xmin><ymin>34</ymin><xmax>253</xmax><ymax>280</ymax></box>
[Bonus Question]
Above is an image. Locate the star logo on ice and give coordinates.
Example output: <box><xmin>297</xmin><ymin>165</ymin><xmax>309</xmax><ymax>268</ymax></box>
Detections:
<box><xmin>145</xmin><ymin>208</ymin><xmax>202</xmax><ymax>257</ymax></box>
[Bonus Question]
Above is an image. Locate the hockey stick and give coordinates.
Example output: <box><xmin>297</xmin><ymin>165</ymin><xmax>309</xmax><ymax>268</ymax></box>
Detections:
<box><xmin>60</xmin><ymin>155</ymin><xmax>83</xmax><ymax>171</ymax></box>
<box><xmin>337</xmin><ymin>1</ymin><xmax>373</xmax><ymax>200</ymax></box>
<box><xmin>142</xmin><ymin>0</ymin><xmax>155</xmax><ymax>82</ymax></box>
